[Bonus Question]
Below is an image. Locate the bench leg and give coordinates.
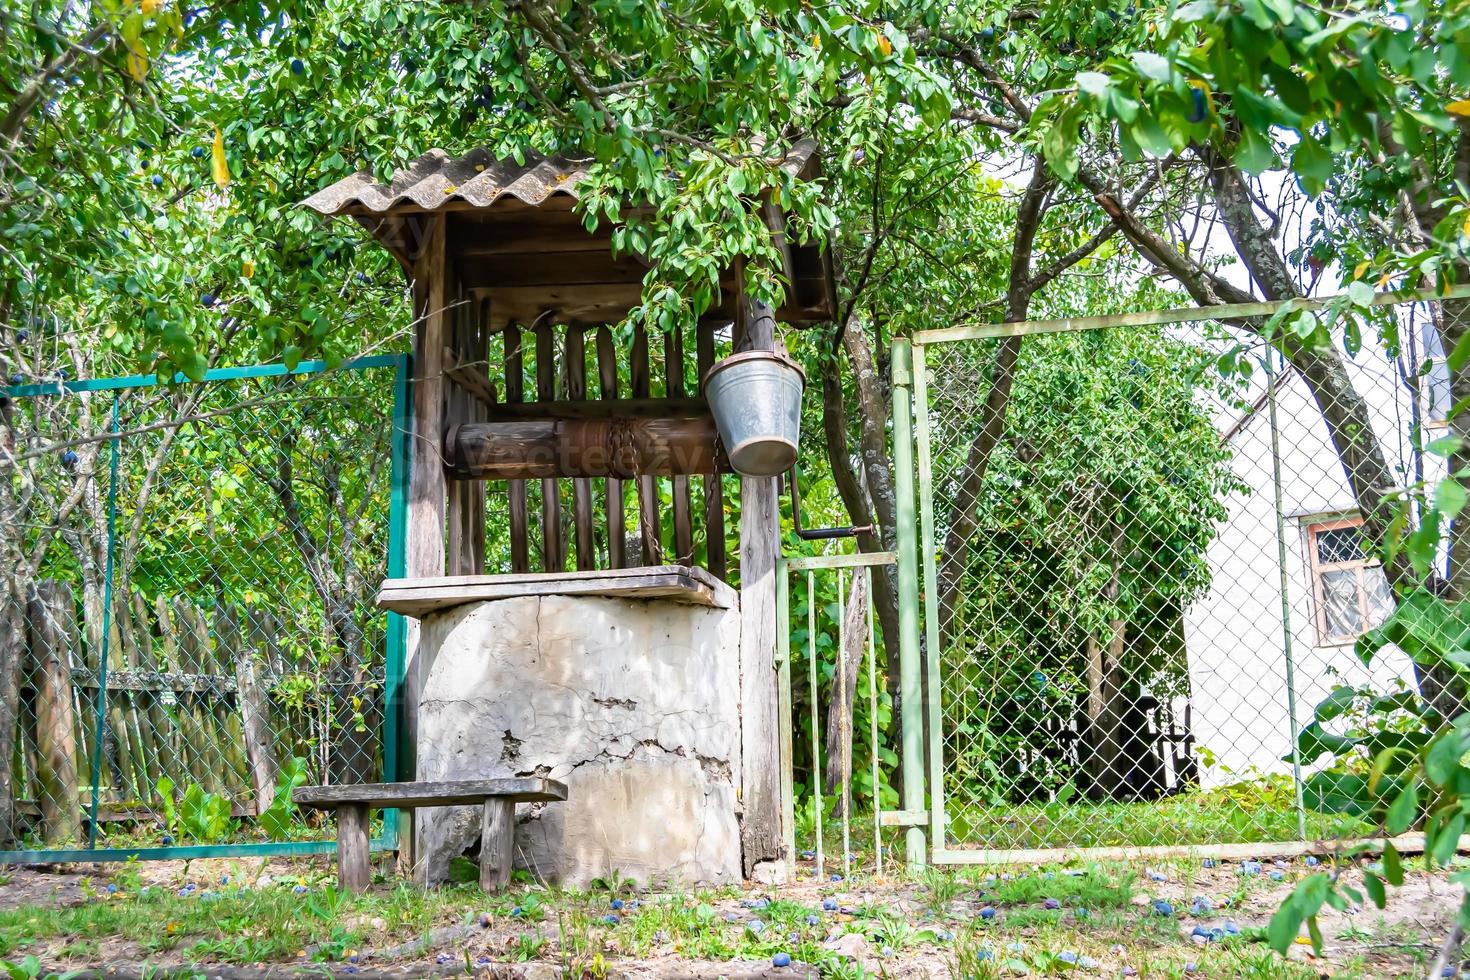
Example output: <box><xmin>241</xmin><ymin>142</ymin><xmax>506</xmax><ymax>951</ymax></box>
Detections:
<box><xmin>480</xmin><ymin>799</ymin><xmax>515</xmax><ymax>891</ymax></box>
<box><xmin>337</xmin><ymin>803</ymin><xmax>371</xmax><ymax>893</ymax></box>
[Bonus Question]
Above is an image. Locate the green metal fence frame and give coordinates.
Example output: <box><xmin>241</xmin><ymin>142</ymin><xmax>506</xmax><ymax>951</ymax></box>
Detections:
<box><xmin>897</xmin><ymin>285</ymin><xmax>1470</xmax><ymax>865</ymax></box>
<box><xmin>776</xmin><ymin>549</ymin><xmax>898</xmax><ymax>878</ymax></box>
<box><xmin>0</xmin><ymin>353</ymin><xmax>411</xmax><ymax>864</ymax></box>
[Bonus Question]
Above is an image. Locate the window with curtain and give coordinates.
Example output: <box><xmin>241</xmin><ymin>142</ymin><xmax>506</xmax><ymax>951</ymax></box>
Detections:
<box><xmin>1308</xmin><ymin>517</ymin><xmax>1395</xmax><ymax>645</ymax></box>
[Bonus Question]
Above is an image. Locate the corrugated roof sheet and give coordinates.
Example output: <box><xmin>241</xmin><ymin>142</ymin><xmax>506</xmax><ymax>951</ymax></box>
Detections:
<box><xmin>300</xmin><ymin>140</ymin><xmax>820</xmax><ymax>216</ymax></box>
<box><xmin>301</xmin><ymin>149</ymin><xmax>588</xmax><ymax>215</ymax></box>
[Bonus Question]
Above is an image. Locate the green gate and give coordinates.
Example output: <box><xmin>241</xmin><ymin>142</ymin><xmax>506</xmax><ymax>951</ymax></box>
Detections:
<box><xmin>0</xmin><ymin>354</ymin><xmax>409</xmax><ymax>862</ymax></box>
<box><xmin>895</xmin><ymin>290</ymin><xmax>1463</xmax><ymax>864</ymax></box>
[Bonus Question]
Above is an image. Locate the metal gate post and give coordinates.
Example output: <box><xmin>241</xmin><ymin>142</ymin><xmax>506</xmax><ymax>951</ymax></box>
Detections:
<box><xmin>890</xmin><ymin>339</ymin><xmax>927</xmax><ymax>866</ymax></box>
<box><xmin>383</xmin><ymin>352</ymin><xmax>412</xmax><ymax>851</ymax></box>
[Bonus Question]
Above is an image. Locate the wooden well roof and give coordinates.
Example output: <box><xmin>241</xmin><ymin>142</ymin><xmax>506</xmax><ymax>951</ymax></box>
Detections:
<box><xmin>302</xmin><ymin>141</ymin><xmax>837</xmax><ymax>325</ymax></box>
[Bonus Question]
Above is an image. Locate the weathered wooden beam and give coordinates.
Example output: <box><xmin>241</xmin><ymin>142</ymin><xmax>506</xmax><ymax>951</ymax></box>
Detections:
<box><xmin>451</xmin><ymin>251</ymin><xmax>648</xmax><ymax>287</ymax></box>
<box><xmin>597</xmin><ymin>326</ymin><xmax>626</xmax><ymax>569</ymax></box>
<box><xmin>697</xmin><ymin>320</ymin><xmax>727</xmax><ymax>580</ymax></box>
<box><xmin>667</xmin><ymin>325</ymin><xmax>693</xmax><ymax>565</ymax></box>
<box><xmin>737</xmin><ymin>289</ymin><xmax>787</xmax><ymax>881</ymax></box>
<box><xmin>480</xmin><ymin>799</ymin><xmax>515</xmax><ymax>891</ymax></box>
<box><xmin>566</xmin><ymin>327</ymin><xmax>596</xmax><ymax>571</ymax></box>
<box><xmin>534</xmin><ymin>322</ymin><xmax>563</xmax><ymax>572</ymax></box>
<box><xmin>632</xmin><ymin>324</ymin><xmax>660</xmax><ymax>563</ymax></box>
<box><xmin>485</xmin><ymin>396</ymin><xmax>708</xmax><ymax>421</ymax></box>
<box><xmin>504</xmin><ymin>324</ymin><xmax>530</xmax><ymax>574</ymax></box>
<box><xmin>336</xmin><ymin>802</ymin><xmax>371</xmax><ymax>892</ymax></box>
<box><xmin>295</xmin><ymin>777</ymin><xmax>567</xmax><ymax>808</ymax></box>
<box><xmin>405</xmin><ymin>212</ymin><xmax>450</xmax><ymax>879</ymax></box>
<box><xmin>444</xmin><ymin>417</ymin><xmax>721</xmax><ymax>480</ymax></box>
<box><xmin>378</xmin><ymin>565</ymin><xmax>735</xmax><ymax>617</ymax></box>
<box><xmin>442</xmin><ymin>348</ymin><xmax>498</xmax><ymax>421</ymax></box>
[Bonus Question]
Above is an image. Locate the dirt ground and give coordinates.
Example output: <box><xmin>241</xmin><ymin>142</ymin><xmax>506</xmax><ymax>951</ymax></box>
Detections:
<box><xmin>0</xmin><ymin>853</ymin><xmax>1460</xmax><ymax>978</ymax></box>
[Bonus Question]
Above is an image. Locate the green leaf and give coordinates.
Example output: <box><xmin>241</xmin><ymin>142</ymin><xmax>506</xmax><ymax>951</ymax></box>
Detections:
<box><xmin>1174</xmin><ymin>0</ymin><xmax>1218</xmax><ymax>22</ymax></box>
<box><xmin>1076</xmin><ymin>71</ymin><xmax>1111</xmax><ymax>96</ymax></box>
<box><xmin>1363</xmin><ymin>871</ymin><xmax>1386</xmax><ymax>909</ymax></box>
<box><xmin>1356</xmin><ymin>589</ymin><xmax>1470</xmax><ymax>671</ymax></box>
<box><xmin>1267</xmin><ymin>889</ymin><xmax>1305</xmax><ymax>952</ymax></box>
<box><xmin>1290</xmin><ymin>720</ymin><xmax>1357</xmax><ymax>765</ymax></box>
<box><xmin>1314</xmin><ymin>685</ymin><xmax>1357</xmax><ymax>722</ymax></box>
<box><xmin>1346</xmin><ymin>280</ymin><xmax>1375</xmax><ymax>308</ymax></box>
<box><xmin>1306</xmin><ymin>915</ymin><xmax>1324</xmax><ymax>954</ymax></box>
<box><xmin>1432</xmin><ymin>813</ymin><xmax>1466</xmax><ymax>866</ymax></box>
<box><xmin>1383</xmin><ymin>842</ymin><xmax>1404</xmax><ymax>886</ymax></box>
<box><xmin>1447</xmin><ymin>328</ymin><xmax>1470</xmax><ymax>373</ymax></box>
<box><xmin>1426</xmin><ymin>727</ymin><xmax>1470</xmax><ymax>785</ymax></box>
<box><xmin>1437</xmin><ymin>479</ymin><xmax>1469</xmax><ymax>521</ymax></box>
<box><xmin>1384</xmin><ymin>780</ymin><xmax>1418</xmax><ymax>835</ymax></box>
<box><xmin>1303</xmin><ymin>772</ymin><xmax>1374</xmax><ymax>816</ymax></box>
<box><xmin>1291</xmin><ymin>134</ymin><xmax>1334</xmax><ymax>196</ymax></box>
<box><xmin>1131</xmin><ymin>51</ymin><xmax>1173</xmax><ymax>84</ymax></box>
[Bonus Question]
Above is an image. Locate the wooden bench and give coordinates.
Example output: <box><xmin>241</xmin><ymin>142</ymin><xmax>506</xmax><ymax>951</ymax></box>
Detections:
<box><xmin>293</xmin><ymin>778</ymin><xmax>568</xmax><ymax>892</ymax></box>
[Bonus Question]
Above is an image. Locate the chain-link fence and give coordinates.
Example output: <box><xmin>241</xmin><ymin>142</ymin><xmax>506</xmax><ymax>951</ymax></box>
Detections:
<box><xmin>908</xmin><ymin>301</ymin><xmax>1446</xmax><ymax>860</ymax></box>
<box><xmin>0</xmin><ymin>355</ymin><xmax>408</xmax><ymax>859</ymax></box>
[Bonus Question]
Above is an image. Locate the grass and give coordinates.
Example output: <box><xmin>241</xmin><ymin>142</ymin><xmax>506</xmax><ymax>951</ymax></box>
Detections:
<box><xmin>0</xmin><ymin>853</ymin><xmax>1437</xmax><ymax>978</ymax></box>
<box><xmin>942</xmin><ymin>789</ymin><xmax>1370</xmax><ymax>851</ymax></box>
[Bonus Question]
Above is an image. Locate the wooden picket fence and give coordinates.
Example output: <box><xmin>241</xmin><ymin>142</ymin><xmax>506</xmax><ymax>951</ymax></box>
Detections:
<box><xmin>0</xmin><ymin>580</ymin><xmax>381</xmax><ymax>845</ymax></box>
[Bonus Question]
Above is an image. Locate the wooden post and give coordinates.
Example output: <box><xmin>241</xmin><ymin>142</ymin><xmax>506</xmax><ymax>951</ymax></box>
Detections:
<box><xmin>26</xmin><ymin>582</ymin><xmax>80</xmax><ymax>844</ymax></box>
<box><xmin>534</xmin><ymin>321</ymin><xmax>563</xmax><ymax>571</ymax></box>
<box><xmin>0</xmin><ymin>583</ymin><xmax>23</xmax><ymax>842</ymax></box>
<box><xmin>632</xmin><ymin>324</ymin><xmax>659</xmax><ymax>563</ymax></box>
<box><xmin>736</xmin><ymin>290</ymin><xmax>787</xmax><ymax>880</ymax></box>
<box><xmin>697</xmin><ymin>320</ymin><xmax>726</xmax><ymax>579</ymax></box>
<box><xmin>666</xmin><ymin>325</ymin><xmax>693</xmax><ymax>564</ymax></box>
<box><xmin>405</xmin><ymin>214</ymin><xmax>449</xmax><ymax>878</ymax></box>
<box><xmin>479</xmin><ymin>798</ymin><xmax>516</xmax><ymax>891</ymax></box>
<box><xmin>597</xmin><ymin>326</ymin><xmax>626</xmax><ymax>568</ymax></box>
<box><xmin>336</xmin><ymin>802</ymin><xmax>372</xmax><ymax>892</ymax></box>
<box><xmin>505</xmin><ymin>324</ymin><xmax>531</xmax><ymax>574</ymax></box>
<box><xmin>229</xmin><ymin>606</ymin><xmax>278</xmax><ymax>814</ymax></box>
<box><xmin>567</xmin><ymin>326</ymin><xmax>596</xmax><ymax>570</ymax></box>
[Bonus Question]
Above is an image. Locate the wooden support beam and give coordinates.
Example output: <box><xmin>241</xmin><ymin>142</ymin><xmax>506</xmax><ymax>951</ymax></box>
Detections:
<box><xmin>697</xmin><ymin>320</ymin><xmax>727</xmax><ymax>580</ymax></box>
<box><xmin>442</xmin><ymin>347</ymin><xmax>497</xmax><ymax>413</ymax></box>
<box><xmin>566</xmin><ymin>327</ymin><xmax>596</xmax><ymax>570</ymax></box>
<box><xmin>336</xmin><ymin>803</ymin><xmax>372</xmax><ymax>892</ymax></box>
<box><xmin>534</xmin><ymin>321</ymin><xmax>563</xmax><ymax>572</ymax></box>
<box><xmin>480</xmin><ymin>799</ymin><xmax>516</xmax><ymax>891</ymax></box>
<box><xmin>504</xmin><ymin>325</ymin><xmax>530</xmax><ymax>574</ymax></box>
<box><xmin>632</xmin><ymin>324</ymin><xmax>659</xmax><ymax>564</ymax></box>
<box><xmin>444</xmin><ymin>417</ymin><xmax>721</xmax><ymax>480</ymax></box>
<box><xmin>485</xmin><ymin>396</ymin><xmax>708</xmax><ymax>421</ymax></box>
<box><xmin>405</xmin><ymin>213</ymin><xmax>449</xmax><ymax>880</ymax></box>
<box><xmin>737</xmin><ymin>291</ymin><xmax>786</xmax><ymax>880</ymax></box>
<box><xmin>597</xmin><ymin>326</ymin><xmax>626</xmax><ymax>569</ymax></box>
<box><xmin>667</xmin><ymin>325</ymin><xmax>693</xmax><ymax>565</ymax></box>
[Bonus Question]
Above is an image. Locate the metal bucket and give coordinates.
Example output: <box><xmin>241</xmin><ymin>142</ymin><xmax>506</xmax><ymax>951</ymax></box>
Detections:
<box><xmin>703</xmin><ymin>349</ymin><xmax>806</xmax><ymax>477</ymax></box>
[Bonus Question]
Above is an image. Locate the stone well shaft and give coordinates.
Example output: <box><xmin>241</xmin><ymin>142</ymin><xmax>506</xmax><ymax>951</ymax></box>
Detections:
<box><xmin>412</xmin><ymin>583</ymin><xmax>742</xmax><ymax>887</ymax></box>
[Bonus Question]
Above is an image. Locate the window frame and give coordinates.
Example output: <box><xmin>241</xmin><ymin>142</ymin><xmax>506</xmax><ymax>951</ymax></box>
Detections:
<box><xmin>1306</xmin><ymin>516</ymin><xmax>1390</xmax><ymax>647</ymax></box>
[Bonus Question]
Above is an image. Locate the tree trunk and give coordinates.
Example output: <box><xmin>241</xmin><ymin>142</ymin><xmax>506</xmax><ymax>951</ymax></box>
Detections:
<box><xmin>824</xmin><ymin>569</ymin><xmax>869</xmax><ymax>818</ymax></box>
<box><xmin>0</xmin><ymin>580</ymin><xmax>23</xmax><ymax>843</ymax></box>
<box><xmin>328</xmin><ymin>597</ymin><xmax>375</xmax><ymax>785</ymax></box>
<box><xmin>1431</xmin><ymin>295</ymin><xmax>1470</xmax><ymax>717</ymax></box>
<box><xmin>819</xmin><ymin>328</ymin><xmax>900</xmax><ymax>690</ymax></box>
<box><xmin>1085</xmin><ymin>519</ymin><xmax>1128</xmax><ymax>799</ymax></box>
